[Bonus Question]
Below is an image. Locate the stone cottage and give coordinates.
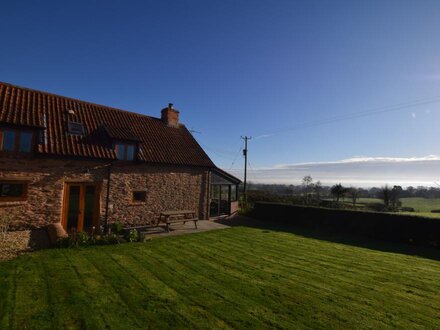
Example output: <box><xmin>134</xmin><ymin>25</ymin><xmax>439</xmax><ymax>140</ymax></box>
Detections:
<box><xmin>0</xmin><ymin>81</ymin><xmax>240</xmax><ymax>233</ymax></box>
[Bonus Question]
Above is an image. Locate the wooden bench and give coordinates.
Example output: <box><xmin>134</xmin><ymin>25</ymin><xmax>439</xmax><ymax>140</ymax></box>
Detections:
<box><xmin>159</xmin><ymin>210</ymin><xmax>199</xmax><ymax>232</ymax></box>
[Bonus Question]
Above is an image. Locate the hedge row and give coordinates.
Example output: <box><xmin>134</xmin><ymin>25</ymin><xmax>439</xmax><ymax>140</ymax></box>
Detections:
<box><xmin>252</xmin><ymin>202</ymin><xmax>440</xmax><ymax>248</ymax></box>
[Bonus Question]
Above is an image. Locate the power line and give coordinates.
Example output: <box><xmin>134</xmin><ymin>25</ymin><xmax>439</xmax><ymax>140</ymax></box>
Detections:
<box><xmin>199</xmin><ymin>143</ymin><xmax>237</xmax><ymax>160</ymax></box>
<box><xmin>189</xmin><ymin>128</ymin><xmax>202</xmax><ymax>134</ymax></box>
<box><xmin>228</xmin><ymin>147</ymin><xmax>243</xmax><ymax>170</ymax></box>
<box><xmin>247</xmin><ymin>160</ymin><xmax>254</xmax><ymax>183</ymax></box>
<box><xmin>253</xmin><ymin>94</ymin><xmax>440</xmax><ymax>138</ymax></box>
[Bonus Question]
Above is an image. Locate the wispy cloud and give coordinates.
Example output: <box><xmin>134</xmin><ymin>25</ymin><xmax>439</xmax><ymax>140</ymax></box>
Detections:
<box><xmin>273</xmin><ymin>155</ymin><xmax>440</xmax><ymax>168</ymax></box>
<box><xmin>420</xmin><ymin>74</ymin><xmax>440</xmax><ymax>81</ymax></box>
<box><xmin>411</xmin><ymin>112</ymin><xmax>416</xmax><ymax>118</ymax></box>
<box><xmin>253</xmin><ymin>134</ymin><xmax>274</xmax><ymax>140</ymax></box>
<box><xmin>227</xmin><ymin>155</ymin><xmax>440</xmax><ymax>187</ymax></box>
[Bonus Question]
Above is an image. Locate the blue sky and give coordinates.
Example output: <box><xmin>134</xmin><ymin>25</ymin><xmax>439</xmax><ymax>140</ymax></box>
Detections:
<box><xmin>2</xmin><ymin>1</ymin><xmax>440</xmax><ymax>186</ymax></box>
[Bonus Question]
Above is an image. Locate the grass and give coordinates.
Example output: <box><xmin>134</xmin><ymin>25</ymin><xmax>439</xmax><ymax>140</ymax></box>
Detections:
<box><xmin>1</xmin><ymin>226</ymin><xmax>440</xmax><ymax>329</ymax></box>
<box><xmin>398</xmin><ymin>211</ymin><xmax>440</xmax><ymax>218</ymax></box>
<box><xmin>354</xmin><ymin>197</ymin><xmax>383</xmax><ymax>204</ymax></box>
<box><xmin>343</xmin><ymin>197</ymin><xmax>440</xmax><ymax>218</ymax></box>
<box><xmin>347</xmin><ymin>197</ymin><xmax>440</xmax><ymax>211</ymax></box>
<box><xmin>399</xmin><ymin>197</ymin><xmax>440</xmax><ymax>212</ymax></box>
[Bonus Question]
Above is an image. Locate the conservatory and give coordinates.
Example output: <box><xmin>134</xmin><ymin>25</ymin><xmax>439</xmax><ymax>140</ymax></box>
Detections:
<box><xmin>209</xmin><ymin>169</ymin><xmax>241</xmax><ymax>218</ymax></box>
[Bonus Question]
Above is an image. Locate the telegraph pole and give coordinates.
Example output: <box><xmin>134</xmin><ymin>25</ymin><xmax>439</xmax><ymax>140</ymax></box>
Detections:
<box><xmin>241</xmin><ymin>136</ymin><xmax>251</xmax><ymax>203</ymax></box>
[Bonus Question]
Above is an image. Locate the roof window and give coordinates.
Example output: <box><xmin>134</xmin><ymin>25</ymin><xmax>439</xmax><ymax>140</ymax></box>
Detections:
<box><xmin>68</xmin><ymin>121</ymin><xmax>85</xmax><ymax>136</ymax></box>
<box><xmin>116</xmin><ymin>143</ymin><xmax>135</xmax><ymax>161</ymax></box>
<box><xmin>0</xmin><ymin>129</ymin><xmax>34</xmax><ymax>153</ymax></box>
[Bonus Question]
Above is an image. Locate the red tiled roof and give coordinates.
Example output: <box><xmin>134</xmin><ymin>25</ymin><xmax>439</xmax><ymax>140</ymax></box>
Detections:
<box><xmin>0</xmin><ymin>81</ymin><xmax>215</xmax><ymax>167</ymax></box>
<box><xmin>101</xmin><ymin>123</ymin><xmax>141</xmax><ymax>142</ymax></box>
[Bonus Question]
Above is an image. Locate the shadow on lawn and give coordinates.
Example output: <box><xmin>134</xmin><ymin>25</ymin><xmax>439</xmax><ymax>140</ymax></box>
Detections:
<box><xmin>216</xmin><ymin>215</ymin><xmax>440</xmax><ymax>262</ymax></box>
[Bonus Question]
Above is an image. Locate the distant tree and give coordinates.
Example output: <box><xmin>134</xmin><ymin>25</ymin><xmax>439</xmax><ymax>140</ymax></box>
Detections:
<box><xmin>357</xmin><ymin>188</ymin><xmax>369</xmax><ymax>198</ymax></box>
<box><xmin>406</xmin><ymin>186</ymin><xmax>415</xmax><ymax>197</ymax></box>
<box><xmin>314</xmin><ymin>181</ymin><xmax>323</xmax><ymax>200</ymax></box>
<box><xmin>302</xmin><ymin>175</ymin><xmax>313</xmax><ymax>192</ymax></box>
<box><xmin>302</xmin><ymin>175</ymin><xmax>313</xmax><ymax>203</ymax></box>
<box><xmin>289</xmin><ymin>184</ymin><xmax>295</xmax><ymax>198</ymax></box>
<box><xmin>378</xmin><ymin>185</ymin><xmax>391</xmax><ymax>208</ymax></box>
<box><xmin>331</xmin><ymin>183</ymin><xmax>346</xmax><ymax>202</ymax></box>
<box><xmin>369</xmin><ymin>187</ymin><xmax>381</xmax><ymax>197</ymax></box>
<box><xmin>390</xmin><ymin>185</ymin><xmax>403</xmax><ymax>209</ymax></box>
<box><xmin>347</xmin><ymin>187</ymin><xmax>360</xmax><ymax>205</ymax></box>
<box><xmin>417</xmin><ymin>186</ymin><xmax>429</xmax><ymax>198</ymax></box>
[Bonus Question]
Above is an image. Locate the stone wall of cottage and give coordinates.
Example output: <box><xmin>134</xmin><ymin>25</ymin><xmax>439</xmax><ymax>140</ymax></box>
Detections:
<box><xmin>0</xmin><ymin>157</ymin><xmax>209</xmax><ymax>231</ymax></box>
<box><xmin>107</xmin><ymin>164</ymin><xmax>209</xmax><ymax>227</ymax></box>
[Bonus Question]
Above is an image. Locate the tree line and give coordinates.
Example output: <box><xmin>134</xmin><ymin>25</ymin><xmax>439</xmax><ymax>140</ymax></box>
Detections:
<box><xmin>247</xmin><ymin>180</ymin><xmax>440</xmax><ymax>199</ymax></box>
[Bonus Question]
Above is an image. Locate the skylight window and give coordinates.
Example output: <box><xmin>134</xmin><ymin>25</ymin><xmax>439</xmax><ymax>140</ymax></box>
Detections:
<box><xmin>68</xmin><ymin>121</ymin><xmax>85</xmax><ymax>136</ymax></box>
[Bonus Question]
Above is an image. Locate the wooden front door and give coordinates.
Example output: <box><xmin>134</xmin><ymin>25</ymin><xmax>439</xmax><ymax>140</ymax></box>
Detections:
<box><xmin>62</xmin><ymin>182</ymin><xmax>101</xmax><ymax>232</ymax></box>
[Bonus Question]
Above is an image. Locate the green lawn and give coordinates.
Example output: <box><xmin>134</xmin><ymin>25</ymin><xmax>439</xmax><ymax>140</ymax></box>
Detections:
<box><xmin>1</xmin><ymin>226</ymin><xmax>440</xmax><ymax>329</ymax></box>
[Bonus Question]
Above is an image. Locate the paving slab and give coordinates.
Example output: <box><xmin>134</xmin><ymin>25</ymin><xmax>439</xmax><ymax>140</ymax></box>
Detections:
<box><xmin>140</xmin><ymin>219</ymin><xmax>231</xmax><ymax>239</ymax></box>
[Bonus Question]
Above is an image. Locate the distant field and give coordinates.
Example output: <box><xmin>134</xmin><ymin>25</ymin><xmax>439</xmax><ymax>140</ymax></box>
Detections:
<box><xmin>399</xmin><ymin>198</ymin><xmax>440</xmax><ymax>212</ymax></box>
<box><xmin>354</xmin><ymin>197</ymin><xmax>383</xmax><ymax>204</ymax></box>
<box><xmin>1</xmin><ymin>226</ymin><xmax>440</xmax><ymax>328</ymax></box>
<box><xmin>342</xmin><ymin>197</ymin><xmax>440</xmax><ymax>218</ymax></box>
<box><xmin>346</xmin><ymin>197</ymin><xmax>440</xmax><ymax>211</ymax></box>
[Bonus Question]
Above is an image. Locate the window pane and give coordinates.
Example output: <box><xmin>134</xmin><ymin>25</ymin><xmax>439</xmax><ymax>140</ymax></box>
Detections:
<box><xmin>116</xmin><ymin>144</ymin><xmax>125</xmax><ymax>160</ymax></box>
<box><xmin>67</xmin><ymin>121</ymin><xmax>85</xmax><ymax>135</ymax></box>
<box><xmin>0</xmin><ymin>183</ymin><xmax>24</xmax><ymax>197</ymax></box>
<box><xmin>221</xmin><ymin>185</ymin><xmax>229</xmax><ymax>201</ymax></box>
<box><xmin>133</xmin><ymin>191</ymin><xmax>146</xmax><ymax>202</ymax></box>
<box><xmin>3</xmin><ymin>130</ymin><xmax>16</xmax><ymax>151</ymax></box>
<box><xmin>230</xmin><ymin>185</ymin><xmax>237</xmax><ymax>201</ymax></box>
<box><xmin>126</xmin><ymin>145</ymin><xmax>134</xmax><ymax>160</ymax></box>
<box><xmin>19</xmin><ymin>132</ymin><xmax>33</xmax><ymax>152</ymax></box>
<box><xmin>67</xmin><ymin>186</ymin><xmax>80</xmax><ymax>231</ymax></box>
<box><xmin>83</xmin><ymin>185</ymin><xmax>96</xmax><ymax>230</ymax></box>
<box><xmin>211</xmin><ymin>185</ymin><xmax>220</xmax><ymax>198</ymax></box>
<box><xmin>210</xmin><ymin>199</ymin><xmax>219</xmax><ymax>217</ymax></box>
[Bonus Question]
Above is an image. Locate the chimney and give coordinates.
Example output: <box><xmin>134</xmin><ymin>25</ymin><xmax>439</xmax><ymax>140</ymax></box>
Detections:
<box><xmin>161</xmin><ymin>103</ymin><xmax>180</xmax><ymax>128</ymax></box>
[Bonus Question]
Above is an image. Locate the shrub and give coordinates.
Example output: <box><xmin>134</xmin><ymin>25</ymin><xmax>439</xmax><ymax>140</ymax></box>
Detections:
<box><xmin>77</xmin><ymin>231</ymin><xmax>91</xmax><ymax>246</ymax></box>
<box><xmin>55</xmin><ymin>236</ymin><xmax>71</xmax><ymax>248</ymax></box>
<box><xmin>111</xmin><ymin>221</ymin><xmax>124</xmax><ymax>235</ymax></box>
<box><xmin>57</xmin><ymin>230</ymin><xmax>93</xmax><ymax>247</ymax></box>
<box><xmin>95</xmin><ymin>233</ymin><xmax>121</xmax><ymax>245</ymax></box>
<box><xmin>128</xmin><ymin>229</ymin><xmax>140</xmax><ymax>243</ymax></box>
<box><xmin>57</xmin><ymin>232</ymin><xmax>122</xmax><ymax>248</ymax></box>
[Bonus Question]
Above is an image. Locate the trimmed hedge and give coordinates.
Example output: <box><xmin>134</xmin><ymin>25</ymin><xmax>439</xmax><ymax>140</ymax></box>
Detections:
<box><xmin>252</xmin><ymin>202</ymin><xmax>440</xmax><ymax>248</ymax></box>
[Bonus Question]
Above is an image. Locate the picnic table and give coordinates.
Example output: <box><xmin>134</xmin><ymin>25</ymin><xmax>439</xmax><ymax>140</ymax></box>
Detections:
<box><xmin>159</xmin><ymin>210</ymin><xmax>199</xmax><ymax>232</ymax></box>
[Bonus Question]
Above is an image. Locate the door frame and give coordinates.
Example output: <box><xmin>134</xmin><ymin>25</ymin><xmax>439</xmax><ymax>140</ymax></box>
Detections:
<box><xmin>61</xmin><ymin>182</ymin><xmax>101</xmax><ymax>232</ymax></box>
